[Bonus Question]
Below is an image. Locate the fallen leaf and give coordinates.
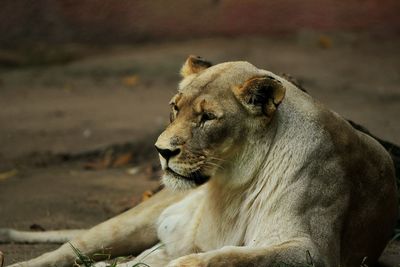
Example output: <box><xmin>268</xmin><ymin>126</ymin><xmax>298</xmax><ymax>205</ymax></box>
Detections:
<box><xmin>141</xmin><ymin>185</ymin><xmax>164</xmax><ymax>202</ymax></box>
<box><xmin>112</xmin><ymin>152</ymin><xmax>133</xmax><ymax>167</ymax></box>
<box><xmin>141</xmin><ymin>190</ymin><xmax>154</xmax><ymax>202</ymax></box>
<box><xmin>318</xmin><ymin>35</ymin><xmax>332</xmax><ymax>49</ymax></box>
<box><xmin>0</xmin><ymin>169</ymin><xmax>18</xmax><ymax>181</ymax></box>
<box><xmin>122</xmin><ymin>75</ymin><xmax>140</xmax><ymax>87</ymax></box>
<box><xmin>84</xmin><ymin>160</ymin><xmax>107</xmax><ymax>170</ymax></box>
<box><xmin>84</xmin><ymin>151</ymin><xmax>113</xmax><ymax>170</ymax></box>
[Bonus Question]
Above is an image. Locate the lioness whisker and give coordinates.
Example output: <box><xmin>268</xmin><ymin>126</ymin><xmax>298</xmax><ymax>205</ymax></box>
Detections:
<box><xmin>203</xmin><ymin>162</ymin><xmax>224</xmax><ymax>170</ymax></box>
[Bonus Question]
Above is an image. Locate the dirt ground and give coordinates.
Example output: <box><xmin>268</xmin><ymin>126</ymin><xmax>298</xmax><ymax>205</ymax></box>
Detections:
<box><xmin>0</xmin><ymin>35</ymin><xmax>399</xmax><ymax>266</ymax></box>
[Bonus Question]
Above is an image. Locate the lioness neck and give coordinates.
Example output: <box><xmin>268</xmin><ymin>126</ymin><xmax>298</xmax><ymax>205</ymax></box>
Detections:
<box><xmin>201</xmin><ymin>86</ymin><xmax>323</xmax><ymax>240</ymax></box>
<box><xmin>202</xmin><ymin>117</ymin><xmax>280</xmax><ymax>225</ymax></box>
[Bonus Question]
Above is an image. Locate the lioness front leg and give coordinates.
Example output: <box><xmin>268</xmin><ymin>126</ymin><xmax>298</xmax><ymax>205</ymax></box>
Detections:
<box><xmin>167</xmin><ymin>238</ymin><xmax>325</xmax><ymax>267</ymax></box>
<box><xmin>7</xmin><ymin>189</ymin><xmax>188</xmax><ymax>267</ymax></box>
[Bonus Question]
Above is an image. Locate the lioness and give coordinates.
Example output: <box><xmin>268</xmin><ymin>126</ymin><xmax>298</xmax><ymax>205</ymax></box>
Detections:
<box><xmin>1</xmin><ymin>56</ymin><xmax>397</xmax><ymax>267</ymax></box>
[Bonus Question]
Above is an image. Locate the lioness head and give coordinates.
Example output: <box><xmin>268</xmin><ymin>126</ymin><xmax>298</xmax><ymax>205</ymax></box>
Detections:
<box><xmin>155</xmin><ymin>56</ymin><xmax>286</xmax><ymax>190</ymax></box>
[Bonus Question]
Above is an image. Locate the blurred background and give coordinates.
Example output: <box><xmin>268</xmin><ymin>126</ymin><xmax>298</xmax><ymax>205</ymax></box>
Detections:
<box><xmin>0</xmin><ymin>0</ymin><xmax>399</xmax><ymax>265</ymax></box>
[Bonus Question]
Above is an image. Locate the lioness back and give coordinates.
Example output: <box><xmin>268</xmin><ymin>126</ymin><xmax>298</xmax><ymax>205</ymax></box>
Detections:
<box><xmin>318</xmin><ymin>107</ymin><xmax>397</xmax><ymax>266</ymax></box>
<box><xmin>279</xmin><ymin>76</ymin><xmax>397</xmax><ymax>266</ymax></box>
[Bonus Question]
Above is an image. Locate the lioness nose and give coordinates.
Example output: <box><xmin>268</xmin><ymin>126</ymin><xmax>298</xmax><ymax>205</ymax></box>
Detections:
<box><xmin>155</xmin><ymin>145</ymin><xmax>181</xmax><ymax>161</ymax></box>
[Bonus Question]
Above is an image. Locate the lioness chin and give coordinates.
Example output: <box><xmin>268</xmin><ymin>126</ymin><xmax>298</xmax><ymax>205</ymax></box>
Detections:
<box><xmin>1</xmin><ymin>56</ymin><xmax>397</xmax><ymax>267</ymax></box>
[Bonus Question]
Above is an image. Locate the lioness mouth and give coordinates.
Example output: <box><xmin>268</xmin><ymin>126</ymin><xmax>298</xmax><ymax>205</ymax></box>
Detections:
<box><xmin>166</xmin><ymin>167</ymin><xmax>210</xmax><ymax>185</ymax></box>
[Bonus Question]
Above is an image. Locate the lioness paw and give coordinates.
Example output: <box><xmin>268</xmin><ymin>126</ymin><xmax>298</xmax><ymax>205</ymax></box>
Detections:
<box><xmin>167</xmin><ymin>254</ymin><xmax>206</xmax><ymax>267</ymax></box>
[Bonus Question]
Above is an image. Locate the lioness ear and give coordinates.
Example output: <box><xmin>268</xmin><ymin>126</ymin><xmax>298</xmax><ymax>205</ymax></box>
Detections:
<box><xmin>234</xmin><ymin>76</ymin><xmax>286</xmax><ymax>117</ymax></box>
<box><xmin>180</xmin><ymin>55</ymin><xmax>212</xmax><ymax>78</ymax></box>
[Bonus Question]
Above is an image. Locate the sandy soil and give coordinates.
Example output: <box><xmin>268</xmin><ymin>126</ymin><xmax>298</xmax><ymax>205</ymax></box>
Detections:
<box><xmin>0</xmin><ymin>35</ymin><xmax>399</xmax><ymax>266</ymax></box>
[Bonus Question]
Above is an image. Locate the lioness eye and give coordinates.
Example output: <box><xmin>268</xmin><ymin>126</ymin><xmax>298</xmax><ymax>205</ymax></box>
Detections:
<box><xmin>170</xmin><ymin>104</ymin><xmax>179</xmax><ymax>123</ymax></box>
<box><xmin>201</xmin><ymin>112</ymin><xmax>216</xmax><ymax>122</ymax></box>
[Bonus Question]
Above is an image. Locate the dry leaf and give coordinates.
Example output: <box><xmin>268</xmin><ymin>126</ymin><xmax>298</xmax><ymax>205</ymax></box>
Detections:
<box><xmin>141</xmin><ymin>185</ymin><xmax>164</xmax><ymax>202</ymax></box>
<box><xmin>318</xmin><ymin>35</ymin><xmax>332</xmax><ymax>49</ymax></box>
<box><xmin>84</xmin><ymin>160</ymin><xmax>108</xmax><ymax>170</ymax></box>
<box><xmin>112</xmin><ymin>152</ymin><xmax>133</xmax><ymax>167</ymax></box>
<box><xmin>141</xmin><ymin>190</ymin><xmax>154</xmax><ymax>202</ymax></box>
<box><xmin>122</xmin><ymin>75</ymin><xmax>140</xmax><ymax>87</ymax></box>
<box><xmin>84</xmin><ymin>151</ymin><xmax>113</xmax><ymax>170</ymax></box>
<box><xmin>0</xmin><ymin>169</ymin><xmax>18</xmax><ymax>181</ymax></box>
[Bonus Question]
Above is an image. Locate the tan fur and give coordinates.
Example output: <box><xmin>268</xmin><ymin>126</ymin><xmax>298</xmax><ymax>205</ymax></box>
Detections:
<box><xmin>180</xmin><ymin>55</ymin><xmax>212</xmax><ymax>78</ymax></box>
<box><xmin>2</xmin><ymin>58</ymin><xmax>397</xmax><ymax>267</ymax></box>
